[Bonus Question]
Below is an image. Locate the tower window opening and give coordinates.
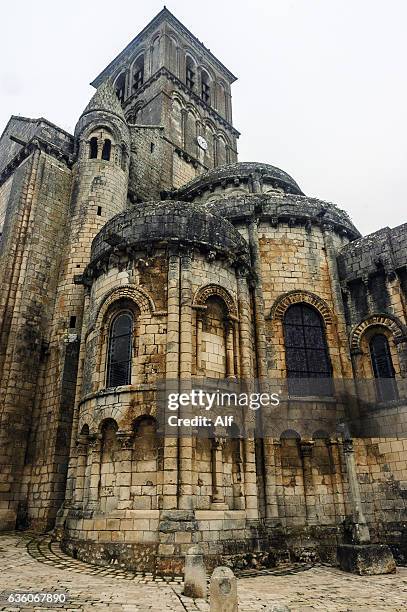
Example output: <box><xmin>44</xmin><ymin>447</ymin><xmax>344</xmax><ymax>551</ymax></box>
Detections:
<box><xmin>186</xmin><ymin>67</ymin><xmax>195</xmax><ymax>90</ymax></box>
<box><xmin>89</xmin><ymin>137</ymin><xmax>98</xmax><ymax>159</ymax></box>
<box><xmin>133</xmin><ymin>55</ymin><xmax>144</xmax><ymax>91</ymax></box>
<box><xmin>97</xmin><ymin>206</ymin><xmax>102</xmax><ymax>216</ymax></box>
<box><xmin>115</xmin><ymin>72</ymin><xmax>126</xmax><ymax>103</ymax></box>
<box><xmin>101</xmin><ymin>139</ymin><xmax>111</xmax><ymax>161</ymax></box>
<box><xmin>186</xmin><ymin>56</ymin><xmax>196</xmax><ymax>90</ymax></box>
<box><xmin>150</xmin><ymin>142</ymin><xmax>155</xmax><ymax>153</ymax></box>
<box><xmin>69</xmin><ymin>316</ymin><xmax>76</xmax><ymax>329</ymax></box>
<box><xmin>201</xmin><ymin>71</ymin><xmax>210</xmax><ymax>104</ymax></box>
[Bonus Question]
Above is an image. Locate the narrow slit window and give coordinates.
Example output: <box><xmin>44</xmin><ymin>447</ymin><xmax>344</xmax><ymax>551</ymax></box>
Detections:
<box><xmin>97</xmin><ymin>206</ymin><xmax>102</xmax><ymax>216</ymax></box>
<box><xmin>101</xmin><ymin>139</ymin><xmax>111</xmax><ymax>161</ymax></box>
<box><xmin>69</xmin><ymin>316</ymin><xmax>76</xmax><ymax>329</ymax></box>
<box><xmin>89</xmin><ymin>137</ymin><xmax>98</xmax><ymax>159</ymax></box>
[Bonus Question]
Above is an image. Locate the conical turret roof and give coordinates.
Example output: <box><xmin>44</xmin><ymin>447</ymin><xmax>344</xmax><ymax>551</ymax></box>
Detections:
<box><xmin>82</xmin><ymin>79</ymin><xmax>125</xmax><ymax>119</ymax></box>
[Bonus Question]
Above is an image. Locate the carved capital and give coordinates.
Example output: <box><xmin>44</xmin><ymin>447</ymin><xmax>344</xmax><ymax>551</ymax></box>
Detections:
<box><xmin>116</xmin><ymin>430</ymin><xmax>134</xmax><ymax>449</ymax></box>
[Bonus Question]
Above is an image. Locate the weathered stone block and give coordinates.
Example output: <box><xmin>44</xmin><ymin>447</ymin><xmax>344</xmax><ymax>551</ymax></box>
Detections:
<box><xmin>337</xmin><ymin>544</ymin><xmax>396</xmax><ymax>575</ymax></box>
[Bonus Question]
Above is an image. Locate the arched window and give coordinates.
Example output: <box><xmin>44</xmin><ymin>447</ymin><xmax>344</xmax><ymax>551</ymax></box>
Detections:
<box><xmin>89</xmin><ymin>137</ymin><xmax>98</xmax><ymax>159</ymax></box>
<box><xmin>284</xmin><ymin>303</ymin><xmax>332</xmax><ymax>396</ymax></box>
<box><xmin>186</xmin><ymin>56</ymin><xmax>195</xmax><ymax>90</ymax></box>
<box><xmin>133</xmin><ymin>55</ymin><xmax>144</xmax><ymax>91</ymax></box>
<box><xmin>201</xmin><ymin>70</ymin><xmax>210</xmax><ymax>104</ymax></box>
<box><xmin>115</xmin><ymin>72</ymin><xmax>126</xmax><ymax>103</ymax></box>
<box><xmin>369</xmin><ymin>334</ymin><xmax>398</xmax><ymax>401</ymax></box>
<box><xmin>107</xmin><ymin>312</ymin><xmax>133</xmax><ymax>387</ymax></box>
<box><xmin>101</xmin><ymin>139</ymin><xmax>111</xmax><ymax>161</ymax></box>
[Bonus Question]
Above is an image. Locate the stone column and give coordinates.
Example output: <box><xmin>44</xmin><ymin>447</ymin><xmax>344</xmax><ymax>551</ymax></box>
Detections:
<box><xmin>236</xmin><ymin>270</ymin><xmax>251</xmax><ymax>380</ymax></box>
<box><xmin>195</xmin><ymin>308</ymin><xmax>205</xmax><ymax>373</ymax></box>
<box><xmin>273</xmin><ymin>440</ymin><xmax>285</xmax><ymax>524</ymax></box>
<box><xmin>87</xmin><ymin>433</ymin><xmax>102</xmax><ymax>511</ymax></box>
<box><xmin>247</xmin><ymin>218</ymin><xmax>267</xmax><ymax>381</ymax></box>
<box><xmin>327</xmin><ymin>438</ymin><xmax>347</xmax><ymax>520</ymax></box>
<box><xmin>342</xmin><ymin>438</ymin><xmax>370</xmax><ymax>543</ymax></box>
<box><xmin>211</xmin><ymin>437</ymin><xmax>228</xmax><ymax>508</ymax></box>
<box><xmin>321</xmin><ymin>223</ymin><xmax>353</xmax><ymax>377</ymax></box>
<box><xmin>162</xmin><ymin>250</ymin><xmax>180</xmax><ymax>510</ymax></box>
<box><xmin>248</xmin><ymin>218</ymin><xmax>278</xmax><ymax>521</ymax></box>
<box><xmin>236</xmin><ymin>269</ymin><xmax>259</xmax><ymax>520</ymax></box>
<box><xmin>116</xmin><ymin>430</ymin><xmax>134</xmax><ymax>510</ymax></box>
<box><xmin>263</xmin><ymin>438</ymin><xmax>279</xmax><ymax>520</ymax></box>
<box><xmin>184</xmin><ymin>545</ymin><xmax>207</xmax><ymax>599</ymax></box>
<box><xmin>300</xmin><ymin>440</ymin><xmax>317</xmax><ymax>526</ymax></box>
<box><xmin>181</xmin><ymin>109</ymin><xmax>188</xmax><ymax>150</ymax></box>
<box><xmin>179</xmin><ymin>250</ymin><xmax>194</xmax><ymax>510</ymax></box>
<box><xmin>72</xmin><ymin>434</ymin><xmax>89</xmax><ymax>508</ymax></box>
<box><xmin>225</xmin><ymin>318</ymin><xmax>235</xmax><ymax>379</ymax></box>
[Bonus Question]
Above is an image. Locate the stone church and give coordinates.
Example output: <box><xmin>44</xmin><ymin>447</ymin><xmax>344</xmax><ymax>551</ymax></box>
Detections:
<box><xmin>0</xmin><ymin>8</ymin><xmax>406</xmax><ymax>573</ymax></box>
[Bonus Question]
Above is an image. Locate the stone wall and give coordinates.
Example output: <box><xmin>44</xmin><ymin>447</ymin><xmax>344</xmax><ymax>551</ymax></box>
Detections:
<box><xmin>0</xmin><ymin>150</ymin><xmax>73</xmax><ymax>530</ymax></box>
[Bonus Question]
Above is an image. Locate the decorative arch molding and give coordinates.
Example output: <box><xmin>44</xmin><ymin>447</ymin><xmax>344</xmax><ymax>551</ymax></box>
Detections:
<box><xmin>203</xmin><ymin>118</ymin><xmax>216</xmax><ymax>133</ymax></box>
<box><xmin>171</xmin><ymin>91</ymin><xmax>186</xmax><ymax>108</ymax></box>
<box><xmin>94</xmin><ymin>285</ymin><xmax>157</xmax><ymax>327</ymax></box>
<box><xmin>81</xmin><ymin>122</ymin><xmax>120</xmax><ymax>145</ymax></box>
<box><xmin>193</xmin><ymin>283</ymin><xmax>237</xmax><ymax>317</ymax></box>
<box><xmin>350</xmin><ymin>313</ymin><xmax>407</xmax><ymax>353</ymax></box>
<box><xmin>184</xmin><ymin>49</ymin><xmax>198</xmax><ymax>66</ymax></box>
<box><xmin>269</xmin><ymin>290</ymin><xmax>333</xmax><ymax>325</ymax></box>
<box><xmin>129</xmin><ymin>49</ymin><xmax>147</xmax><ymax>70</ymax></box>
<box><xmin>200</xmin><ymin>63</ymin><xmax>215</xmax><ymax>82</ymax></box>
<box><xmin>216</xmin><ymin>130</ymin><xmax>230</xmax><ymax>145</ymax></box>
<box><xmin>185</xmin><ymin>103</ymin><xmax>202</xmax><ymax>120</ymax></box>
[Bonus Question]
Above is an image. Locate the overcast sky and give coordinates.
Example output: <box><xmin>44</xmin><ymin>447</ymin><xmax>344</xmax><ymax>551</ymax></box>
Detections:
<box><xmin>1</xmin><ymin>0</ymin><xmax>406</xmax><ymax>235</ymax></box>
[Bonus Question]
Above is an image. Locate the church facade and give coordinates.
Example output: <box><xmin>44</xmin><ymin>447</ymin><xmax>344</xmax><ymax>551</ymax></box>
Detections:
<box><xmin>0</xmin><ymin>8</ymin><xmax>406</xmax><ymax>573</ymax></box>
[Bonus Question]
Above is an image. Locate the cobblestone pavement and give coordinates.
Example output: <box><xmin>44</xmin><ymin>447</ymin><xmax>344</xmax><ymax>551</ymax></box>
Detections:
<box><xmin>0</xmin><ymin>533</ymin><xmax>406</xmax><ymax>611</ymax></box>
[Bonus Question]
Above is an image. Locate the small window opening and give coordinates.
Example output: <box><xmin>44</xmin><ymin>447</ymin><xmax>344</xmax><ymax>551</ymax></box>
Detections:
<box><xmin>97</xmin><ymin>206</ymin><xmax>102</xmax><ymax>216</ymax></box>
<box><xmin>69</xmin><ymin>316</ymin><xmax>76</xmax><ymax>329</ymax></box>
<box><xmin>115</xmin><ymin>73</ymin><xmax>126</xmax><ymax>103</ymax></box>
<box><xmin>201</xmin><ymin>71</ymin><xmax>210</xmax><ymax>104</ymax></box>
<box><xmin>101</xmin><ymin>139</ymin><xmax>111</xmax><ymax>161</ymax></box>
<box><xmin>89</xmin><ymin>137</ymin><xmax>98</xmax><ymax>159</ymax></box>
<box><xmin>133</xmin><ymin>56</ymin><xmax>144</xmax><ymax>91</ymax></box>
<box><xmin>150</xmin><ymin>142</ymin><xmax>155</xmax><ymax>153</ymax></box>
<box><xmin>186</xmin><ymin>67</ymin><xmax>195</xmax><ymax>90</ymax></box>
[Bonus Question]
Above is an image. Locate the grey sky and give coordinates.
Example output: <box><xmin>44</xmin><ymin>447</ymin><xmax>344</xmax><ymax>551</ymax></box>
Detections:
<box><xmin>1</xmin><ymin>0</ymin><xmax>406</xmax><ymax>235</ymax></box>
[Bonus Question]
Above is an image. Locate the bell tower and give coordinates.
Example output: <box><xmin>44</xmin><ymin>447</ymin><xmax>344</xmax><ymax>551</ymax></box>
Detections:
<box><xmin>91</xmin><ymin>8</ymin><xmax>239</xmax><ymax>188</ymax></box>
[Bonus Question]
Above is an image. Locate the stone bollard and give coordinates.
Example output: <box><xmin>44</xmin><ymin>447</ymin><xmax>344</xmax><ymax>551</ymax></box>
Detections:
<box><xmin>210</xmin><ymin>566</ymin><xmax>238</xmax><ymax>612</ymax></box>
<box><xmin>183</xmin><ymin>545</ymin><xmax>207</xmax><ymax>599</ymax></box>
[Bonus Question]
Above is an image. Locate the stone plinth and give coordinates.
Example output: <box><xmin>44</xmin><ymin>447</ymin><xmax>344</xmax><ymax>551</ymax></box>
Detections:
<box><xmin>337</xmin><ymin>544</ymin><xmax>396</xmax><ymax>575</ymax></box>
